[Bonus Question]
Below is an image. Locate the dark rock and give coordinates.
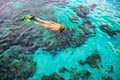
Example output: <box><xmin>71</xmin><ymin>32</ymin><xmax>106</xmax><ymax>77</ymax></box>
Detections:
<box><xmin>41</xmin><ymin>72</ymin><xmax>64</xmax><ymax>80</ymax></box>
<box><xmin>100</xmin><ymin>24</ymin><xmax>120</xmax><ymax>36</ymax></box>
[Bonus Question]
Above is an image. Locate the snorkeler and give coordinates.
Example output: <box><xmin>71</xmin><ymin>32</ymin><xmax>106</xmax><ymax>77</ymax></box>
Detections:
<box><xmin>24</xmin><ymin>15</ymin><xmax>65</xmax><ymax>32</ymax></box>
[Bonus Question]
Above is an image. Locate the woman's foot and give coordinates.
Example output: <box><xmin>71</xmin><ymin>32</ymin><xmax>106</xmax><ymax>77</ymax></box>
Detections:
<box><xmin>23</xmin><ymin>15</ymin><xmax>35</xmax><ymax>22</ymax></box>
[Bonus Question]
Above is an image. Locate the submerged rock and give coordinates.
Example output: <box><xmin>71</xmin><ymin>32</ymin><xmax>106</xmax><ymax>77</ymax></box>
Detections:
<box><xmin>86</xmin><ymin>54</ymin><xmax>101</xmax><ymax>68</ymax></box>
<box><xmin>100</xmin><ymin>24</ymin><xmax>120</xmax><ymax>36</ymax></box>
<box><xmin>107</xmin><ymin>65</ymin><xmax>114</xmax><ymax>73</ymax></box>
<box><xmin>68</xmin><ymin>68</ymin><xmax>81</xmax><ymax>80</ymax></box>
<box><xmin>79</xmin><ymin>19</ymin><xmax>96</xmax><ymax>37</ymax></box>
<box><xmin>42</xmin><ymin>67</ymin><xmax>92</xmax><ymax>80</ymax></box>
<box><xmin>80</xmin><ymin>70</ymin><xmax>92</xmax><ymax>80</ymax></box>
<box><xmin>74</xmin><ymin>4</ymin><xmax>97</xmax><ymax>18</ymax></box>
<box><xmin>69</xmin><ymin>68</ymin><xmax>92</xmax><ymax>80</ymax></box>
<box><xmin>59</xmin><ymin>66</ymin><xmax>68</xmax><ymax>73</ymax></box>
<box><xmin>78</xmin><ymin>60</ymin><xmax>86</xmax><ymax>65</ymax></box>
<box><xmin>0</xmin><ymin>46</ymin><xmax>36</xmax><ymax>80</ymax></box>
<box><xmin>41</xmin><ymin>72</ymin><xmax>65</xmax><ymax>80</ymax></box>
<box><xmin>102</xmin><ymin>76</ymin><xmax>113</xmax><ymax>80</ymax></box>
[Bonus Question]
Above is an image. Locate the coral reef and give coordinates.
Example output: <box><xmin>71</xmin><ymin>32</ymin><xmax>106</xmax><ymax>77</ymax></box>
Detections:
<box><xmin>41</xmin><ymin>72</ymin><xmax>65</xmax><ymax>80</ymax></box>
<box><xmin>0</xmin><ymin>46</ymin><xmax>36</xmax><ymax>80</ymax></box>
<box><xmin>59</xmin><ymin>66</ymin><xmax>68</xmax><ymax>73</ymax></box>
<box><xmin>79</xmin><ymin>70</ymin><xmax>92</xmax><ymax>80</ymax></box>
<box><xmin>69</xmin><ymin>16</ymin><xmax>79</xmax><ymax>23</ymax></box>
<box><xmin>85</xmin><ymin>54</ymin><xmax>101</xmax><ymax>68</ymax></box>
<box><xmin>107</xmin><ymin>65</ymin><xmax>114</xmax><ymax>73</ymax></box>
<box><xmin>74</xmin><ymin>4</ymin><xmax>97</xmax><ymax>18</ymax></box>
<box><xmin>101</xmin><ymin>76</ymin><xmax>113</xmax><ymax>80</ymax></box>
<box><xmin>79</xmin><ymin>19</ymin><xmax>96</xmax><ymax>37</ymax></box>
<box><xmin>74</xmin><ymin>5</ymin><xmax>89</xmax><ymax>17</ymax></box>
<box><xmin>40</xmin><ymin>0</ymin><xmax>68</xmax><ymax>7</ymax></box>
<box><xmin>78</xmin><ymin>53</ymin><xmax>101</xmax><ymax>68</ymax></box>
<box><xmin>69</xmin><ymin>69</ymin><xmax>92</xmax><ymax>80</ymax></box>
<box><xmin>0</xmin><ymin>1</ymin><xmax>119</xmax><ymax>80</ymax></box>
<box><xmin>69</xmin><ymin>68</ymin><xmax>81</xmax><ymax>80</ymax></box>
<box><xmin>0</xmin><ymin>16</ymin><xmax>96</xmax><ymax>55</ymax></box>
<box><xmin>100</xmin><ymin>24</ymin><xmax>120</xmax><ymax>36</ymax></box>
<box><xmin>41</xmin><ymin>68</ymin><xmax>92</xmax><ymax>80</ymax></box>
<box><xmin>0</xmin><ymin>1</ymin><xmax>96</xmax><ymax>55</ymax></box>
<box><xmin>51</xmin><ymin>0</ymin><xmax>68</xmax><ymax>7</ymax></box>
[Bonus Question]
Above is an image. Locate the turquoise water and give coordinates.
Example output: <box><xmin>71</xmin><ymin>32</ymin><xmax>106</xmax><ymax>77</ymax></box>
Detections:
<box><xmin>0</xmin><ymin>0</ymin><xmax>120</xmax><ymax>80</ymax></box>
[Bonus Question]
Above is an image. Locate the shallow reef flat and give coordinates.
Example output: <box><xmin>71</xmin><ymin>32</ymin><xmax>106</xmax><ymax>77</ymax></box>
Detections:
<box><xmin>0</xmin><ymin>0</ymin><xmax>120</xmax><ymax>80</ymax></box>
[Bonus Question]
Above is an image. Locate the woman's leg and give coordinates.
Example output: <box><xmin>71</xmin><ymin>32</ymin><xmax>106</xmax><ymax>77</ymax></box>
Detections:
<box><xmin>35</xmin><ymin>17</ymin><xmax>50</xmax><ymax>23</ymax></box>
<box><xmin>34</xmin><ymin>22</ymin><xmax>49</xmax><ymax>28</ymax></box>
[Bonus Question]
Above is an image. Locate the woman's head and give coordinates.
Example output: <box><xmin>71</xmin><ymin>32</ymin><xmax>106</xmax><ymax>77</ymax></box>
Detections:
<box><xmin>60</xmin><ymin>24</ymin><xmax>65</xmax><ymax>32</ymax></box>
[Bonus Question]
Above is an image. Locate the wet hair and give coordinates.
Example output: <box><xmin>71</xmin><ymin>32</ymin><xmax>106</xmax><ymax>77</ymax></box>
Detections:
<box><xmin>60</xmin><ymin>25</ymin><xmax>65</xmax><ymax>32</ymax></box>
